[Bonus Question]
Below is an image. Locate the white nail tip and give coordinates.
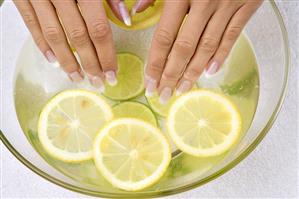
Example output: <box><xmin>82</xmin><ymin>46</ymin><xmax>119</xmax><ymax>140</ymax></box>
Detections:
<box><xmin>52</xmin><ymin>61</ymin><xmax>60</xmax><ymax>68</ymax></box>
<box><xmin>118</xmin><ymin>1</ymin><xmax>132</xmax><ymax>26</ymax></box>
<box><xmin>145</xmin><ymin>89</ymin><xmax>153</xmax><ymax>97</ymax></box>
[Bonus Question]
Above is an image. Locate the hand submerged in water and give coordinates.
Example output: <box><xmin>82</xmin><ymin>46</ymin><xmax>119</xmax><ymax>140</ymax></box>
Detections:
<box><xmin>144</xmin><ymin>0</ymin><xmax>263</xmax><ymax>103</ymax></box>
<box><xmin>14</xmin><ymin>0</ymin><xmax>145</xmax><ymax>92</ymax></box>
<box><xmin>14</xmin><ymin>0</ymin><xmax>263</xmax><ymax>100</ymax></box>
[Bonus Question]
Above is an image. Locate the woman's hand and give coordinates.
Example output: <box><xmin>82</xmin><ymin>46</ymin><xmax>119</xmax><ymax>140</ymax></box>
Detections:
<box><xmin>145</xmin><ymin>0</ymin><xmax>263</xmax><ymax>103</ymax></box>
<box><xmin>14</xmin><ymin>0</ymin><xmax>125</xmax><ymax>92</ymax></box>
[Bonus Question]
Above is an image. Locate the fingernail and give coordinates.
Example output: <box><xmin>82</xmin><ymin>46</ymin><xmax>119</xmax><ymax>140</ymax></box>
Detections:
<box><xmin>145</xmin><ymin>76</ymin><xmax>157</xmax><ymax>97</ymax></box>
<box><xmin>69</xmin><ymin>71</ymin><xmax>84</xmax><ymax>83</ymax></box>
<box><xmin>45</xmin><ymin>50</ymin><xmax>56</xmax><ymax>63</ymax></box>
<box><xmin>131</xmin><ymin>0</ymin><xmax>142</xmax><ymax>16</ymax></box>
<box><xmin>159</xmin><ymin>87</ymin><xmax>172</xmax><ymax>105</ymax></box>
<box><xmin>205</xmin><ymin>61</ymin><xmax>219</xmax><ymax>77</ymax></box>
<box><xmin>176</xmin><ymin>80</ymin><xmax>192</xmax><ymax>96</ymax></box>
<box><xmin>88</xmin><ymin>75</ymin><xmax>105</xmax><ymax>93</ymax></box>
<box><xmin>105</xmin><ymin>71</ymin><xmax>117</xmax><ymax>86</ymax></box>
<box><xmin>52</xmin><ymin>61</ymin><xmax>60</xmax><ymax>68</ymax></box>
<box><xmin>118</xmin><ymin>1</ymin><xmax>131</xmax><ymax>26</ymax></box>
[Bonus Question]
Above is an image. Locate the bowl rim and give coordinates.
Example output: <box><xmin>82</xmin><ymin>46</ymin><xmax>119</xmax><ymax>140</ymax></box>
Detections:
<box><xmin>0</xmin><ymin>0</ymin><xmax>290</xmax><ymax>197</ymax></box>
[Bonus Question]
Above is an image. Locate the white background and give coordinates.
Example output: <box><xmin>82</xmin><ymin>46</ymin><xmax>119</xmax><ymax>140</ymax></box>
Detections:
<box><xmin>1</xmin><ymin>1</ymin><xmax>298</xmax><ymax>198</ymax></box>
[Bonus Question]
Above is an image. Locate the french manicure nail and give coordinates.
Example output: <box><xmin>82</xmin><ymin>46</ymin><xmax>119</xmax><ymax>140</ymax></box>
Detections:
<box><xmin>105</xmin><ymin>71</ymin><xmax>117</xmax><ymax>86</ymax></box>
<box><xmin>205</xmin><ymin>61</ymin><xmax>219</xmax><ymax>77</ymax></box>
<box><xmin>88</xmin><ymin>75</ymin><xmax>105</xmax><ymax>93</ymax></box>
<box><xmin>45</xmin><ymin>50</ymin><xmax>57</xmax><ymax>63</ymax></box>
<box><xmin>145</xmin><ymin>76</ymin><xmax>157</xmax><ymax>97</ymax></box>
<box><xmin>118</xmin><ymin>1</ymin><xmax>131</xmax><ymax>26</ymax></box>
<box><xmin>52</xmin><ymin>61</ymin><xmax>60</xmax><ymax>68</ymax></box>
<box><xmin>69</xmin><ymin>71</ymin><xmax>84</xmax><ymax>83</ymax></box>
<box><xmin>131</xmin><ymin>0</ymin><xmax>142</xmax><ymax>16</ymax></box>
<box><xmin>176</xmin><ymin>80</ymin><xmax>192</xmax><ymax>96</ymax></box>
<box><xmin>159</xmin><ymin>87</ymin><xmax>172</xmax><ymax>105</ymax></box>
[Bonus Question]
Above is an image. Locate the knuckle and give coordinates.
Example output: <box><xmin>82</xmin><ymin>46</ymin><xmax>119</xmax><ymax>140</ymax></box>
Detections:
<box><xmin>59</xmin><ymin>61</ymin><xmax>76</xmax><ymax>72</ymax></box>
<box><xmin>83</xmin><ymin>62</ymin><xmax>97</xmax><ymax>71</ymax></box>
<box><xmin>226</xmin><ymin>26</ymin><xmax>242</xmax><ymax>41</ymax></box>
<box><xmin>149</xmin><ymin>64</ymin><xmax>164</xmax><ymax>74</ymax></box>
<box><xmin>148</xmin><ymin>61</ymin><xmax>164</xmax><ymax>74</ymax></box>
<box><xmin>184</xmin><ymin>67</ymin><xmax>202</xmax><ymax>80</ymax></box>
<box><xmin>218</xmin><ymin>46</ymin><xmax>230</xmax><ymax>56</ymax></box>
<box><xmin>44</xmin><ymin>26</ymin><xmax>61</xmax><ymax>43</ymax></box>
<box><xmin>35</xmin><ymin>36</ymin><xmax>45</xmax><ymax>47</ymax></box>
<box><xmin>80</xmin><ymin>60</ymin><xmax>101</xmax><ymax>74</ymax></box>
<box><xmin>89</xmin><ymin>20</ymin><xmax>110</xmax><ymax>41</ymax></box>
<box><xmin>154</xmin><ymin>29</ymin><xmax>173</xmax><ymax>48</ymax></box>
<box><xmin>69</xmin><ymin>28</ymin><xmax>89</xmax><ymax>46</ymax></box>
<box><xmin>198</xmin><ymin>36</ymin><xmax>219</xmax><ymax>53</ymax></box>
<box><xmin>162</xmin><ymin>71</ymin><xmax>180</xmax><ymax>82</ymax></box>
<box><xmin>22</xmin><ymin>12</ymin><xmax>37</xmax><ymax>26</ymax></box>
<box><xmin>173</xmin><ymin>39</ymin><xmax>195</xmax><ymax>55</ymax></box>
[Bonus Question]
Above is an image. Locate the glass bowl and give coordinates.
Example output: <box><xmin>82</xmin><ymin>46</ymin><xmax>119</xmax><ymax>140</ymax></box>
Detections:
<box><xmin>0</xmin><ymin>1</ymin><xmax>289</xmax><ymax>198</ymax></box>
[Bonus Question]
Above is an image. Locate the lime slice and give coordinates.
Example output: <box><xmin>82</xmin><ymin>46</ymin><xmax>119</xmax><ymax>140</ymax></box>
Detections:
<box><xmin>93</xmin><ymin>118</ymin><xmax>171</xmax><ymax>191</ymax></box>
<box><xmin>103</xmin><ymin>0</ymin><xmax>163</xmax><ymax>30</ymax></box>
<box><xmin>104</xmin><ymin>53</ymin><xmax>144</xmax><ymax>101</ymax></box>
<box><xmin>167</xmin><ymin>90</ymin><xmax>242</xmax><ymax>157</ymax></box>
<box><xmin>112</xmin><ymin>102</ymin><xmax>157</xmax><ymax>126</ymax></box>
<box><xmin>38</xmin><ymin>90</ymin><xmax>113</xmax><ymax>162</ymax></box>
<box><xmin>147</xmin><ymin>87</ymin><xmax>198</xmax><ymax>117</ymax></box>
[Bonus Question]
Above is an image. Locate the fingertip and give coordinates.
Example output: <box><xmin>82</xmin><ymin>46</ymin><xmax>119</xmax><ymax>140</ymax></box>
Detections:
<box><xmin>159</xmin><ymin>87</ymin><xmax>172</xmax><ymax>105</ymax></box>
<box><xmin>144</xmin><ymin>75</ymin><xmax>157</xmax><ymax>98</ymax></box>
<box><xmin>176</xmin><ymin>80</ymin><xmax>192</xmax><ymax>96</ymax></box>
<box><xmin>131</xmin><ymin>0</ymin><xmax>142</xmax><ymax>16</ymax></box>
<box><xmin>205</xmin><ymin>61</ymin><xmax>220</xmax><ymax>78</ymax></box>
<box><xmin>87</xmin><ymin>74</ymin><xmax>106</xmax><ymax>92</ymax></box>
<box><xmin>68</xmin><ymin>71</ymin><xmax>84</xmax><ymax>83</ymax></box>
<box><xmin>132</xmin><ymin>0</ymin><xmax>155</xmax><ymax>16</ymax></box>
<box><xmin>106</xmin><ymin>0</ymin><xmax>122</xmax><ymax>21</ymax></box>
<box><xmin>118</xmin><ymin>1</ymin><xmax>131</xmax><ymax>26</ymax></box>
<box><xmin>45</xmin><ymin>50</ymin><xmax>57</xmax><ymax>63</ymax></box>
<box><xmin>105</xmin><ymin>70</ymin><xmax>118</xmax><ymax>86</ymax></box>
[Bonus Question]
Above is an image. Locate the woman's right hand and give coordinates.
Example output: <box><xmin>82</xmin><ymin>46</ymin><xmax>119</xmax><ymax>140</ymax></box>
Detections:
<box><xmin>14</xmin><ymin>0</ymin><xmax>121</xmax><ymax>92</ymax></box>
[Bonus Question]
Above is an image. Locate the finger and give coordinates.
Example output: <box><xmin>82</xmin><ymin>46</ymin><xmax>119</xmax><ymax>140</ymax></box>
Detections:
<box><xmin>179</xmin><ymin>4</ymin><xmax>241</xmax><ymax>94</ymax></box>
<box><xmin>13</xmin><ymin>0</ymin><xmax>55</xmax><ymax>63</ymax></box>
<box><xmin>209</xmin><ymin>1</ymin><xmax>263</xmax><ymax>72</ymax></box>
<box><xmin>158</xmin><ymin>2</ymin><xmax>217</xmax><ymax>99</ymax></box>
<box><xmin>52</xmin><ymin>0</ymin><xmax>105</xmax><ymax>91</ymax></box>
<box><xmin>131</xmin><ymin>0</ymin><xmax>155</xmax><ymax>16</ymax></box>
<box><xmin>30</xmin><ymin>0</ymin><xmax>83</xmax><ymax>82</ymax></box>
<box><xmin>145</xmin><ymin>1</ymin><xmax>189</xmax><ymax>97</ymax></box>
<box><xmin>78</xmin><ymin>0</ymin><xmax>118</xmax><ymax>86</ymax></box>
<box><xmin>107</xmin><ymin>0</ymin><xmax>131</xmax><ymax>26</ymax></box>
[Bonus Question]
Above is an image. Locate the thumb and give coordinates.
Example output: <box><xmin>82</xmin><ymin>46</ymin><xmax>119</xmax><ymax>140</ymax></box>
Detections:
<box><xmin>106</xmin><ymin>0</ymin><xmax>131</xmax><ymax>26</ymax></box>
<box><xmin>131</xmin><ymin>0</ymin><xmax>155</xmax><ymax>16</ymax></box>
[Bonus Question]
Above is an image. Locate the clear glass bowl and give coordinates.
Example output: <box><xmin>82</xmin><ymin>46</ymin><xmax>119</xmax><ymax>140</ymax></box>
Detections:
<box><xmin>0</xmin><ymin>1</ymin><xmax>289</xmax><ymax>197</ymax></box>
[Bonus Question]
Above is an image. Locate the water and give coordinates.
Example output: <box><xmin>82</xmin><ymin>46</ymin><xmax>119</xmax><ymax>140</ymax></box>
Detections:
<box><xmin>14</xmin><ymin>33</ymin><xmax>259</xmax><ymax>192</ymax></box>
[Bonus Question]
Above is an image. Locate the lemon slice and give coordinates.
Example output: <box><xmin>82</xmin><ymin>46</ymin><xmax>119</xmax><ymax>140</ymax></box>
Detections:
<box><xmin>112</xmin><ymin>102</ymin><xmax>157</xmax><ymax>126</ymax></box>
<box><xmin>167</xmin><ymin>90</ymin><xmax>242</xmax><ymax>157</ymax></box>
<box><xmin>104</xmin><ymin>53</ymin><xmax>144</xmax><ymax>101</ymax></box>
<box><xmin>93</xmin><ymin>118</ymin><xmax>171</xmax><ymax>191</ymax></box>
<box><xmin>38</xmin><ymin>90</ymin><xmax>113</xmax><ymax>162</ymax></box>
<box><xmin>103</xmin><ymin>0</ymin><xmax>163</xmax><ymax>30</ymax></box>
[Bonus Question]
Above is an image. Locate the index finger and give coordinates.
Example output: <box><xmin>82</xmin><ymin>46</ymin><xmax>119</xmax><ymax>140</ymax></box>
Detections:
<box><xmin>145</xmin><ymin>1</ymin><xmax>188</xmax><ymax>97</ymax></box>
<box><xmin>78</xmin><ymin>0</ymin><xmax>118</xmax><ymax>86</ymax></box>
